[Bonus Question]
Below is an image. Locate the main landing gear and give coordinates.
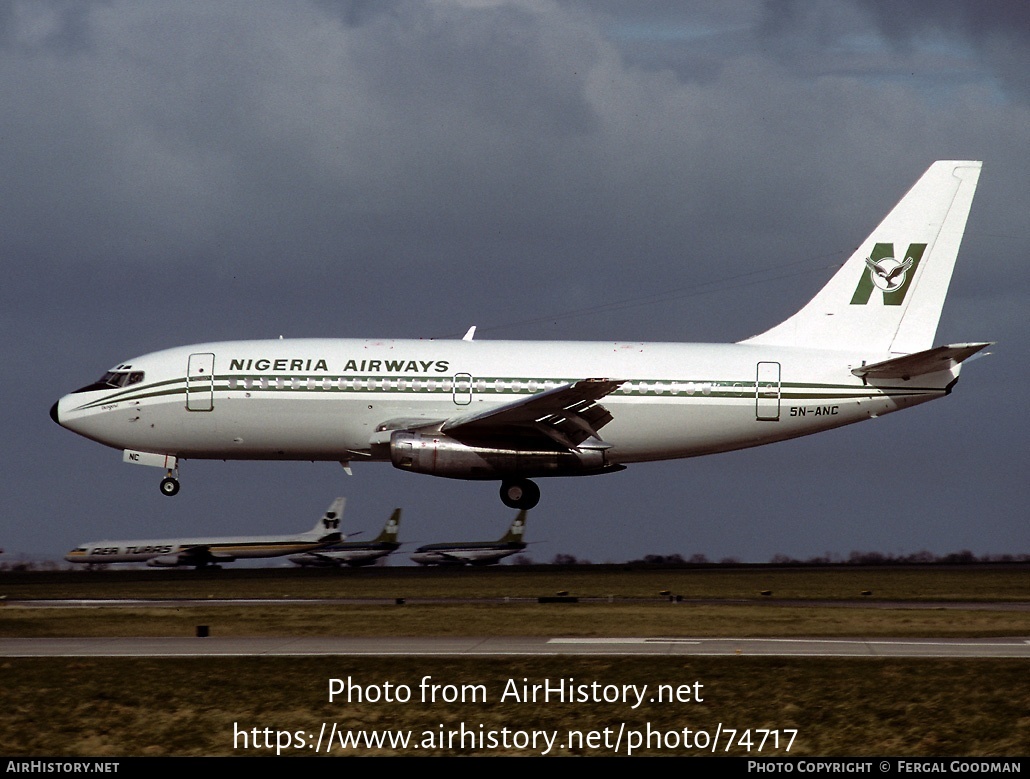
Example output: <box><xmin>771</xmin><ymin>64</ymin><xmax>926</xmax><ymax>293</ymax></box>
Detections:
<box><xmin>500</xmin><ymin>478</ymin><xmax>540</xmax><ymax>510</ymax></box>
<box><xmin>159</xmin><ymin>467</ymin><xmax>180</xmax><ymax>497</ymax></box>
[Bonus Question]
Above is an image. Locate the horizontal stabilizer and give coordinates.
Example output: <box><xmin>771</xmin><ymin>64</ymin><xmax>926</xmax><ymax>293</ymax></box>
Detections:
<box><xmin>851</xmin><ymin>342</ymin><xmax>992</xmax><ymax>381</ymax></box>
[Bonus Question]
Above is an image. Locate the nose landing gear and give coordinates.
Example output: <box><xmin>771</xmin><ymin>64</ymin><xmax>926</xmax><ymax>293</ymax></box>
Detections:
<box><xmin>500</xmin><ymin>478</ymin><xmax>540</xmax><ymax>510</ymax></box>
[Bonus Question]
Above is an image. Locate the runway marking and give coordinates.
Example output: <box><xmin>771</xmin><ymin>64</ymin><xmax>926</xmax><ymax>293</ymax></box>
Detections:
<box><xmin>550</xmin><ymin>637</ymin><xmax>1029</xmax><ymax>647</ymax></box>
<box><xmin>551</xmin><ymin>638</ymin><xmax>701</xmax><ymax>645</ymax></box>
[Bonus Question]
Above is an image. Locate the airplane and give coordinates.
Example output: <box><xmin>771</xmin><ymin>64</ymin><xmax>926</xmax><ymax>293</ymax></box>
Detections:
<box><xmin>51</xmin><ymin>161</ymin><xmax>990</xmax><ymax>511</ymax></box>
<box><xmin>288</xmin><ymin>508</ymin><xmax>402</xmax><ymax>567</ymax></box>
<box><xmin>410</xmin><ymin>510</ymin><xmax>527</xmax><ymax>566</ymax></box>
<box><xmin>65</xmin><ymin>498</ymin><xmax>344</xmax><ymax>568</ymax></box>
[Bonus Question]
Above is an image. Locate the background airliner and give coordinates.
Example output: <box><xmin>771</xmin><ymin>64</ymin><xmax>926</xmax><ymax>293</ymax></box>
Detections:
<box><xmin>66</xmin><ymin>498</ymin><xmax>344</xmax><ymax>568</ymax></box>
<box><xmin>410</xmin><ymin>511</ymin><xmax>528</xmax><ymax>566</ymax></box>
<box><xmin>51</xmin><ymin>161</ymin><xmax>989</xmax><ymax>510</ymax></box>
<box><xmin>289</xmin><ymin>509</ymin><xmax>401</xmax><ymax>567</ymax></box>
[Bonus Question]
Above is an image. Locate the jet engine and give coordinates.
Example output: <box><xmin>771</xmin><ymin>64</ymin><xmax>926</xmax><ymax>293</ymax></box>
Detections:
<box><xmin>388</xmin><ymin>430</ymin><xmax>611</xmax><ymax>479</ymax></box>
<box><xmin>146</xmin><ymin>555</ymin><xmax>185</xmax><ymax>568</ymax></box>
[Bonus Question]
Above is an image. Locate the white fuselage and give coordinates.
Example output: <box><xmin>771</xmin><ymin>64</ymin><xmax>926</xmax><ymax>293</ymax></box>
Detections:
<box><xmin>409</xmin><ymin>545</ymin><xmax>525</xmax><ymax>566</ymax></box>
<box><xmin>53</xmin><ymin>337</ymin><xmax>951</xmax><ymax>470</ymax></box>
<box><xmin>65</xmin><ymin>532</ymin><xmax>336</xmax><ymax>566</ymax></box>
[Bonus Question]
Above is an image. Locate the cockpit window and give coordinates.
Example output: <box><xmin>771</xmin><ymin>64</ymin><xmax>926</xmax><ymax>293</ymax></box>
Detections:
<box><xmin>100</xmin><ymin>371</ymin><xmax>144</xmax><ymax>387</ymax></box>
<box><xmin>71</xmin><ymin>371</ymin><xmax>145</xmax><ymax>394</ymax></box>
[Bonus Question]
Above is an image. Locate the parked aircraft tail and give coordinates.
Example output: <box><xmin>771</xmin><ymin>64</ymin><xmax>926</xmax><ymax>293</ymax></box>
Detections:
<box><xmin>372</xmin><ymin>509</ymin><xmax>402</xmax><ymax>543</ymax></box>
<box><xmin>742</xmin><ymin>161</ymin><xmax>982</xmax><ymax>356</ymax></box>
<box><xmin>309</xmin><ymin>497</ymin><xmax>345</xmax><ymax>539</ymax></box>
<box><xmin>499</xmin><ymin>510</ymin><xmax>527</xmax><ymax>543</ymax></box>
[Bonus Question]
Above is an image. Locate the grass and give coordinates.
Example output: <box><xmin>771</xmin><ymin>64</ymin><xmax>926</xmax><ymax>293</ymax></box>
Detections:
<box><xmin>2</xmin><ymin>563</ymin><xmax>1028</xmax><ymax>601</ymax></box>
<box><xmin>2</xmin><ymin>602</ymin><xmax>1029</xmax><ymax>638</ymax></box>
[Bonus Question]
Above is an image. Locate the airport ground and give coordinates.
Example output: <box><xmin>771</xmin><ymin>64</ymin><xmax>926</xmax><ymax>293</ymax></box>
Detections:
<box><xmin>3</xmin><ymin>561</ymin><xmax>1028</xmax><ymax>603</ymax></box>
<box><xmin>1</xmin><ymin>564</ymin><xmax>1027</xmax><ymax>757</ymax></box>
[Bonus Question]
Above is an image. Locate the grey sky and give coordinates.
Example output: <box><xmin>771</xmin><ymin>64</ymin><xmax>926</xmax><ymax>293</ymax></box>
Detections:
<box><xmin>3</xmin><ymin>0</ymin><xmax>1026</xmax><ymax>564</ymax></box>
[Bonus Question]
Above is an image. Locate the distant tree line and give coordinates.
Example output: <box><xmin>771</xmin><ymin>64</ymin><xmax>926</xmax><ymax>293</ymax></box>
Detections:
<box><xmin>519</xmin><ymin>550</ymin><xmax>1029</xmax><ymax>566</ymax></box>
<box><xmin>767</xmin><ymin>550</ymin><xmax>1030</xmax><ymax>565</ymax></box>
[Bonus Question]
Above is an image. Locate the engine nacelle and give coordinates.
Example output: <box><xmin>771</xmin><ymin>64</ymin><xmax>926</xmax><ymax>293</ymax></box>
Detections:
<box><xmin>146</xmin><ymin>554</ymin><xmax>184</xmax><ymax>568</ymax></box>
<box><xmin>389</xmin><ymin>431</ymin><xmax>610</xmax><ymax>479</ymax></box>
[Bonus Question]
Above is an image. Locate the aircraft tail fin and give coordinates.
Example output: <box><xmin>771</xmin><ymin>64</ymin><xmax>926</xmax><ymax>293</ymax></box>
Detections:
<box><xmin>310</xmin><ymin>497</ymin><xmax>345</xmax><ymax>540</ymax></box>
<box><xmin>372</xmin><ymin>509</ymin><xmax>402</xmax><ymax>543</ymax></box>
<box><xmin>498</xmin><ymin>510</ymin><xmax>527</xmax><ymax>543</ymax></box>
<box><xmin>741</xmin><ymin>161</ymin><xmax>982</xmax><ymax>355</ymax></box>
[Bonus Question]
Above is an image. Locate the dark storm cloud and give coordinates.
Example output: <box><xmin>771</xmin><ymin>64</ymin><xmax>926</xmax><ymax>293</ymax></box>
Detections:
<box><xmin>855</xmin><ymin>0</ymin><xmax>1030</xmax><ymax>102</ymax></box>
<box><xmin>755</xmin><ymin>0</ymin><xmax>1030</xmax><ymax>104</ymax></box>
<box><xmin>2</xmin><ymin>2</ymin><xmax>617</xmax><ymax>278</ymax></box>
<box><xmin>0</xmin><ymin>0</ymin><xmax>100</xmax><ymax>53</ymax></box>
<box><xmin>3</xmin><ymin>0</ymin><xmax>1023</xmax><ymax>296</ymax></box>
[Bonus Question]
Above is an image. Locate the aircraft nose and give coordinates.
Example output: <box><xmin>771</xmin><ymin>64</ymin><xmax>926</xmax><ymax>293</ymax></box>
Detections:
<box><xmin>50</xmin><ymin>400</ymin><xmax>61</xmax><ymax>426</ymax></box>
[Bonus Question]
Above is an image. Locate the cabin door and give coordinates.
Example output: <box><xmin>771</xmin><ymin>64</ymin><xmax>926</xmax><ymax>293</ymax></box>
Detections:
<box><xmin>187</xmin><ymin>352</ymin><xmax>215</xmax><ymax>411</ymax></box>
<box><xmin>755</xmin><ymin>361</ymin><xmax>781</xmax><ymax>421</ymax></box>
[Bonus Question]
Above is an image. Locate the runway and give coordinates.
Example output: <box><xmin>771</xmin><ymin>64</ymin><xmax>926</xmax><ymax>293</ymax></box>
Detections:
<box><xmin>2</xmin><ymin>635</ymin><xmax>1028</xmax><ymax>658</ymax></box>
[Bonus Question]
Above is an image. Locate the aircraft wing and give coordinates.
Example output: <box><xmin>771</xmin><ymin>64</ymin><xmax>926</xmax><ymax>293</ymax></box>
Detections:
<box><xmin>441</xmin><ymin>378</ymin><xmax>625</xmax><ymax>450</ymax></box>
<box><xmin>296</xmin><ymin>551</ymin><xmax>342</xmax><ymax>565</ymax></box>
<box><xmin>435</xmin><ymin>552</ymin><xmax>471</xmax><ymax>563</ymax></box>
<box><xmin>183</xmin><ymin>546</ymin><xmax>237</xmax><ymax>564</ymax></box>
<box><xmin>148</xmin><ymin>545</ymin><xmax>235</xmax><ymax>568</ymax></box>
